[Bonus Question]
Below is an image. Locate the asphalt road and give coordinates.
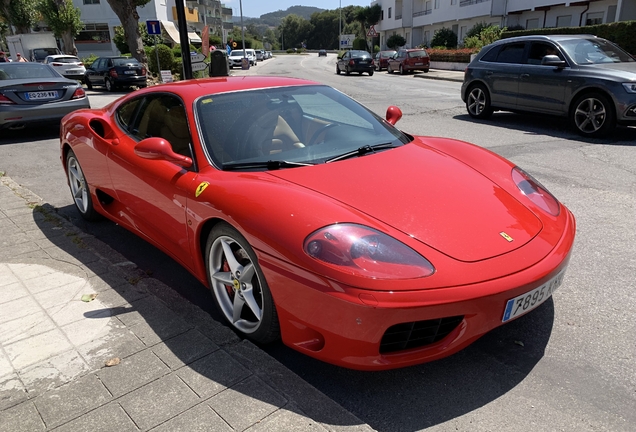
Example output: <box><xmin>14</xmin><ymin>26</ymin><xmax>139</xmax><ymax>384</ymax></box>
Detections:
<box><xmin>1</xmin><ymin>54</ymin><xmax>634</xmax><ymax>432</ymax></box>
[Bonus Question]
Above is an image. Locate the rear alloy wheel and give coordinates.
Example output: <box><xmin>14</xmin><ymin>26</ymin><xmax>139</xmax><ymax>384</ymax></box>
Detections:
<box><xmin>570</xmin><ymin>92</ymin><xmax>615</xmax><ymax>137</ymax></box>
<box><xmin>206</xmin><ymin>223</ymin><xmax>280</xmax><ymax>344</ymax></box>
<box><xmin>105</xmin><ymin>78</ymin><xmax>114</xmax><ymax>92</ymax></box>
<box><xmin>466</xmin><ymin>84</ymin><xmax>493</xmax><ymax>119</ymax></box>
<box><xmin>66</xmin><ymin>150</ymin><xmax>99</xmax><ymax>221</ymax></box>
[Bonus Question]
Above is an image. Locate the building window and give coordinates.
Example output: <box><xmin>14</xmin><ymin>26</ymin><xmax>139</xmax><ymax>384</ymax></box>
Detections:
<box><xmin>76</xmin><ymin>23</ymin><xmax>111</xmax><ymax>43</ymax></box>
<box><xmin>526</xmin><ymin>18</ymin><xmax>539</xmax><ymax>29</ymax></box>
<box><xmin>451</xmin><ymin>0</ymin><xmax>457</xmax><ymax>5</ymax></box>
<box><xmin>556</xmin><ymin>15</ymin><xmax>572</xmax><ymax>28</ymax></box>
<box><xmin>435</xmin><ymin>0</ymin><xmax>439</xmax><ymax>9</ymax></box>
<box><xmin>586</xmin><ymin>12</ymin><xmax>603</xmax><ymax>25</ymax></box>
<box><xmin>388</xmin><ymin>7</ymin><xmax>391</xmax><ymax>19</ymax></box>
<box><xmin>381</xmin><ymin>10</ymin><xmax>384</xmax><ymax>20</ymax></box>
<box><xmin>83</xmin><ymin>0</ymin><xmax>100</xmax><ymax>4</ymax></box>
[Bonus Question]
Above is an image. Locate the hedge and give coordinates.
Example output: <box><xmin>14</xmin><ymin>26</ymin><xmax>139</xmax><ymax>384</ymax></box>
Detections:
<box><xmin>501</xmin><ymin>20</ymin><xmax>636</xmax><ymax>55</ymax></box>
<box><xmin>426</xmin><ymin>48</ymin><xmax>476</xmax><ymax>63</ymax></box>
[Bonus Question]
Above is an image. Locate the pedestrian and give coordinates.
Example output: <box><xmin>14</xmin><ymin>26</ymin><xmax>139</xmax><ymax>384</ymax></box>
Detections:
<box><xmin>17</xmin><ymin>53</ymin><xmax>28</xmax><ymax>62</ymax></box>
<box><xmin>0</xmin><ymin>51</ymin><xmax>8</xmax><ymax>62</ymax></box>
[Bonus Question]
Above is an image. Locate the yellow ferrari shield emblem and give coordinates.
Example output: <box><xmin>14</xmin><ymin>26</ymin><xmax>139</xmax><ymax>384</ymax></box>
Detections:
<box><xmin>499</xmin><ymin>232</ymin><xmax>514</xmax><ymax>242</ymax></box>
<box><xmin>195</xmin><ymin>182</ymin><xmax>209</xmax><ymax>198</ymax></box>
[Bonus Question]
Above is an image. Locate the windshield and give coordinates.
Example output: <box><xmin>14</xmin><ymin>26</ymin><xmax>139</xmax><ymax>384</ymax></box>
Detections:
<box><xmin>196</xmin><ymin>85</ymin><xmax>410</xmax><ymax>170</ymax></box>
<box><xmin>49</xmin><ymin>56</ymin><xmax>80</xmax><ymax>64</ymax></box>
<box><xmin>0</xmin><ymin>63</ymin><xmax>59</xmax><ymax>79</ymax></box>
<box><xmin>230</xmin><ymin>50</ymin><xmax>245</xmax><ymax>57</ymax></box>
<box><xmin>559</xmin><ymin>38</ymin><xmax>635</xmax><ymax>64</ymax></box>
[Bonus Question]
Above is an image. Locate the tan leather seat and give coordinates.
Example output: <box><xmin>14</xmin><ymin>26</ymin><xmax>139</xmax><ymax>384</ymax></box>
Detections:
<box><xmin>160</xmin><ymin>106</ymin><xmax>191</xmax><ymax>156</ymax></box>
<box><xmin>137</xmin><ymin>99</ymin><xmax>166</xmax><ymax>139</ymax></box>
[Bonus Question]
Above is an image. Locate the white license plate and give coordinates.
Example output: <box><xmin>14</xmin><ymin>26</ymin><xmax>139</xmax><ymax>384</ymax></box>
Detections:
<box><xmin>502</xmin><ymin>269</ymin><xmax>566</xmax><ymax>322</ymax></box>
<box><xmin>359</xmin><ymin>61</ymin><xmax>367</xmax><ymax>64</ymax></box>
<box><xmin>415</xmin><ymin>62</ymin><xmax>424</xmax><ymax>66</ymax></box>
<box><xmin>26</xmin><ymin>91</ymin><xmax>58</xmax><ymax>100</ymax></box>
<box><xmin>124</xmin><ymin>70</ymin><xmax>136</xmax><ymax>75</ymax></box>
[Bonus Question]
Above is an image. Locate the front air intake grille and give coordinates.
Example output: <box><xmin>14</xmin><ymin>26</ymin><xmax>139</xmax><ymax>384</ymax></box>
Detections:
<box><xmin>380</xmin><ymin>316</ymin><xmax>464</xmax><ymax>354</ymax></box>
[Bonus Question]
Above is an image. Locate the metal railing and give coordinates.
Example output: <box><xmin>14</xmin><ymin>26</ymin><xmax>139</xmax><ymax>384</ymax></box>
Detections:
<box><xmin>413</xmin><ymin>9</ymin><xmax>432</xmax><ymax>17</ymax></box>
<box><xmin>460</xmin><ymin>0</ymin><xmax>490</xmax><ymax>6</ymax></box>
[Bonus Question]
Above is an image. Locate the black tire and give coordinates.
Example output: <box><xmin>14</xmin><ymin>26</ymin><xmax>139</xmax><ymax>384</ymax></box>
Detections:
<box><xmin>105</xmin><ymin>78</ymin><xmax>115</xmax><ymax>92</ymax></box>
<box><xmin>388</xmin><ymin>65</ymin><xmax>393</xmax><ymax>74</ymax></box>
<box><xmin>399</xmin><ymin>64</ymin><xmax>405</xmax><ymax>75</ymax></box>
<box><xmin>85</xmin><ymin>77</ymin><xmax>92</xmax><ymax>90</ymax></box>
<box><xmin>345</xmin><ymin>67</ymin><xmax>351</xmax><ymax>76</ymax></box>
<box><xmin>205</xmin><ymin>223</ymin><xmax>280</xmax><ymax>344</ymax></box>
<box><xmin>368</xmin><ymin>69</ymin><xmax>374</xmax><ymax>76</ymax></box>
<box><xmin>66</xmin><ymin>149</ymin><xmax>100</xmax><ymax>221</ymax></box>
<box><xmin>336</xmin><ymin>64</ymin><xmax>341</xmax><ymax>75</ymax></box>
<box><xmin>465</xmin><ymin>84</ymin><xmax>493</xmax><ymax>119</ymax></box>
<box><xmin>570</xmin><ymin>92</ymin><xmax>615</xmax><ymax>137</ymax></box>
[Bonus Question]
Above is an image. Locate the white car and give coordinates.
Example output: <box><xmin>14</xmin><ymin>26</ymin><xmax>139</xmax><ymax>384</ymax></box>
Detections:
<box><xmin>43</xmin><ymin>55</ymin><xmax>86</xmax><ymax>81</ymax></box>
<box><xmin>228</xmin><ymin>49</ymin><xmax>256</xmax><ymax>68</ymax></box>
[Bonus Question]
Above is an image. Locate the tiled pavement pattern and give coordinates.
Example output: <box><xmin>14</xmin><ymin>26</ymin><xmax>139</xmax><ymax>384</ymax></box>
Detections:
<box><xmin>0</xmin><ymin>173</ymin><xmax>374</xmax><ymax>432</ymax></box>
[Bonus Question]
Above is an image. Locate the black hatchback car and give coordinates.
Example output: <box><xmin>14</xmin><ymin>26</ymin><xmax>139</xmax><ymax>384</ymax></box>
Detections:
<box><xmin>84</xmin><ymin>56</ymin><xmax>147</xmax><ymax>92</ymax></box>
<box><xmin>336</xmin><ymin>50</ymin><xmax>374</xmax><ymax>76</ymax></box>
<box><xmin>461</xmin><ymin>35</ymin><xmax>636</xmax><ymax>137</ymax></box>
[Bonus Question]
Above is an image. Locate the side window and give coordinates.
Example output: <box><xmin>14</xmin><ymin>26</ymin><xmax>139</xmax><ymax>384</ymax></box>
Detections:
<box><xmin>115</xmin><ymin>98</ymin><xmax>142</xmax><ymax>132</ymax></box>
<box><xmin>527</xmin><ymin>42</ymin><xmax>564</xmax><ymax>65</ymax></box>
<box><xmin>131</xmin><ymin>95</ymin><xmax>193</xmax><ymax>158</ymax></box>
<box><xmin>495</xmin><ymin>43</ymin><xmax>526</xmax><ymax>64</ymax></box>
<box><xmin>480</xmin><ymin>45</ymin><xmax>501</xmax><ymax>62</ymax></box>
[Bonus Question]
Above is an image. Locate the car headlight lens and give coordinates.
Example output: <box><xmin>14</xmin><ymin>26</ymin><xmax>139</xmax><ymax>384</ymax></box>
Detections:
<box><xmin>622</xmin><ymin>83</ymin><xmax>636</xmax><ymax>93</ymax></box>
<box><xmin>512</xmin><ymin>167</ymin><xmax>560</xmax><ymax>216</ymax></box>
<box><xmin>304</xmin><ymin>223</ymin><xmax>435</xmax><ymax>279</ymax></box>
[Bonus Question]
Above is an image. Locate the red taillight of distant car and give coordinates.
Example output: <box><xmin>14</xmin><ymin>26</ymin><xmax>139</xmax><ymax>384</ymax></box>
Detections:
<box><xmin>71</xmin><ymin>87</ymin><xmax>86</xmax><ymax>99</ymax></box>
<box><xmin>109</xmin><ymin>69</ymin><xmax>118</xmax><ymax>78</ymax></box>
<box><xmin>0</xmin><ymin>94</ymin><xmax>16</xmax><ymax>104</ymax></box>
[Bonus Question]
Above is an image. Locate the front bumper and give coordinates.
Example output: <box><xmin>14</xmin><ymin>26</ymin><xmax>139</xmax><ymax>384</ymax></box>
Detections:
<box><xmin>262</xmin><ymin>208</ymin><xmax>575</xmax><ymax>370</ymax></box>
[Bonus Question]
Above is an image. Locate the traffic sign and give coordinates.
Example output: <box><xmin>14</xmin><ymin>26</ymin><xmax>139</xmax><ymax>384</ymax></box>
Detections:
<box><xmin>367</xmin><ymin>25</ymin><xmax>378</xmax><ymax>37</ymax></box>
<box><xmin>339</xmin><ymin>34</ymin><xmax>354</xmax><ymax>49</ymax></box>
<box><xmin>191</xmin><ymin>53</ymin><xmax>206</xmax><ymax>63</ymax></box>
<box><xmin>191</xmin><ymin>61</ymin><xmax>208</xmax><ymax>72</ymax></box>
<box><xmin>146</xmin><ymin>20</ymin><xmax>161</xmax><ymax>36</ymax></box>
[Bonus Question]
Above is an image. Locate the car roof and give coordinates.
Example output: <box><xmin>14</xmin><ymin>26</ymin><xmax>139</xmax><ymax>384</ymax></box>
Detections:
<box><xmin>493</xmin><ymin>34</ymin><xmax>599</xmax><ymax>45</ymax></box>
<box><xmin>47</xmin><ymin>54</ymin><xmax>79</xmax><ymax>59</ymax></box>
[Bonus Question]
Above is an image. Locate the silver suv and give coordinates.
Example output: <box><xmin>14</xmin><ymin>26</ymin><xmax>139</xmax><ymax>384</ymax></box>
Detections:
<box><xmin>461</xmin><ymin>35</ymin><xmax>636</xmax><ymax>137</ymax></box>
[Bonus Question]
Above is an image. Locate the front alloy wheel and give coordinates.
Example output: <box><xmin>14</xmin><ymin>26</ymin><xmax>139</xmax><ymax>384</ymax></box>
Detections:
<box><xmin>571</xmin><ymin>93</ymin><xmax>615</xmax><ymax>137</ymax></box>
<box><xmin>206</xmin><ymin>224</ymin><xmax>279</xmax><ymax>344</ymax></box>
<box><xmin>105</xmin><ymin>78</ymin><xmax>114</xmax><ymax>92</ymax></box>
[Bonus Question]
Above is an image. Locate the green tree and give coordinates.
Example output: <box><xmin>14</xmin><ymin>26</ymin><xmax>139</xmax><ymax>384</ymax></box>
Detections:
<box><xmin>38</xmin><ymin>0</ymin><xmax>82</xmax><ymax>55</ymax></box>
<box><xmin>278</xmin><ymin>14</ymin><xmax>311</xmax><ymax>50</ymax></box>
<box><xmin>431</xmin><ymin>27</ymin><xmax>457</xmax><ymax>49</ymax></box>
<box><xmin>308</xmin><ymin>9</ymin><xmax>338</xmax><ymax>49</ymax></box>
<box><xmin>6</xmin><ymin>0</ymin><xmax>40</xmax><ymax>34</ymax></box>
<box><xmin>105</xmin><ymin>0</ymin><xmax>149</xmax><ymax>64</ymax></box>
<box><xmin>386</xmin><ymin>34</ymin><xmax>406</xmax><ymax>49</ymax></box>
<box><xmin>113</xmin><ymin>22</ymin><xmax>160</xmax><ymax>54</ymax></box>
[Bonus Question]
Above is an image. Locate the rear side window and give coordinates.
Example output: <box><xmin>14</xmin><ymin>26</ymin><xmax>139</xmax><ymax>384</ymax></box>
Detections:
<box><xmin>116</xmin><ymin>98</ymin><xmax>142</xmax><ymax>132</ymax></box>
<box><xmin>495</xmin><ymin>43</ymin><xmax>526</xmax><ymax>64</ymax></box>
<box><xmin>480</xmin><ymin>45</ymin><xmax>501</xmax><ymax>62</ymax></box>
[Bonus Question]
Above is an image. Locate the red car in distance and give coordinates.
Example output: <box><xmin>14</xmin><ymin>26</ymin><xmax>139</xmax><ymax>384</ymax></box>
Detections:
<box><xmin>387</xmin><ymin>48</ymin><xmax>431</xmax><ymax>74</ymax></box>
<box><xmin>60</xmin><ymin>76</ymin><xmax>575</xmax><ymax>370</ymax></box>
<box><xmin>374</xmin><ymin>50</ymin><xmax>396</xmax><ymax>71</ymax></box>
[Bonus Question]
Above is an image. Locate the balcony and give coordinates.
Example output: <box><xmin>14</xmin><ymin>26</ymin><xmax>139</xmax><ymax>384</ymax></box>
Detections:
<box><xmin>222</xmin><ymin>22</ymin><xmax>233</xmax><ymax>30</ymax></box>
<box><xmin>460</xmin><ymin>0</ymin><xmax>490</xmax><ymax>6</ymax></box>
<box><xmin>222</xmin><ymin>7</ymin><xmax>232</xmax><ymax>16</ymax></box>
<box><xmin>413</xmin><ymin>9</ymin><xmax>432</xmax><ymax>17</ymax></box>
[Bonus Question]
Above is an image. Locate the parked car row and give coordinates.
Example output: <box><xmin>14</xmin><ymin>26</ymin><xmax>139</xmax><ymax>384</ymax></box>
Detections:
<box><xmin>335</xmin><ymin>49</ymin><xmax>431</xmax><ymax>77</ymax></box>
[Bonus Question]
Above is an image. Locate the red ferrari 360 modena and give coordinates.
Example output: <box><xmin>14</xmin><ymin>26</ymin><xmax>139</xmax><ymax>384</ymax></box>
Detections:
<box><xmin>60</xmin><ymin>76</ymin><xmax>575</xmax><ymax>370</ymax></box>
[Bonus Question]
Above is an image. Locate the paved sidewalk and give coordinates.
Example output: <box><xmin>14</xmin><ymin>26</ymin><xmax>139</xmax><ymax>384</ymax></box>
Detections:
<box><xmin>0</xmin><ymin>173</ymin><xmax>374</xmax><ymax>432</ymax></box>
<box><xmin>414</xmin><ymin>68</ymin><xmax>465</xmax><ymax>82</ymax></box>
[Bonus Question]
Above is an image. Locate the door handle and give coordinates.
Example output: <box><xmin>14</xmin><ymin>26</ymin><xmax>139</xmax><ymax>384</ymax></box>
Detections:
<box><xmin>486</xmin><ymin>71</ymin><xmax>493</xmax><ymax>75</ymax></box>
<box><xmin>520</xmin><ymin>73</ymin><xmax>530</xmax><ymax>78</ymax></box>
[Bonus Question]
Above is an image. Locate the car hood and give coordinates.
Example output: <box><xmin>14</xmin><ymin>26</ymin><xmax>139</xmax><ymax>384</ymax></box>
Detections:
<box><xmin>269</xmin><ymin>142</ymin><xmax>543</xmax><ymax>262</ymax></box>
<box><xmin>581</xmin><ymin>62</ymin><xmax>636</xmax><ymax>79</ymax></box>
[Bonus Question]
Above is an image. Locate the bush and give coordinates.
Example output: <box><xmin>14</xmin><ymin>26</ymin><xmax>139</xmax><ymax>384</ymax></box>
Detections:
<box><xmin>172</xmin><ymin>56</ymin><xmax>182</xmax><ymax>79</ymax></box>
<box><xmin>386</xmin><ymin>34</ymin><xmax>406</xmax><ymax>49</ymax></box>
<box><xmin>172</xmin><ymin>44</ymin><xmax>198</xmax><ymax>58</ymax></box>
<box><xmin>374</xmin><ymin>45</ymin><xmax>380</xmax><ymax>53</ymax></box>
<box><xmin>148</xmin><ymin>44</ymin><xmax>174</xmax><ymax>74</ymax></box>
<box><xmin>81</xmin><ymin>53</ymin><xmax>98</xmax><ymax>68</ymax></box>
<box><xmin>353</xmin><ymin>38</ymin><xmax>367</xmax><ymax>50</ymax></box>
<box><xmin>286</xmin><ymin>48</ymin><xmax>295</xmax><ymax>53</ymax></box>
<box><xmin>427</xmin><ymin>48</ymin><xmax>476</xmax><ymax>63</ymax></box>
<box><xmin>431</xmin><ymin>27</ymin><xmax>457</xmax><ymax>49</ymax></box>
<box><xmin>464</xmin><ymin>26</ymin><xmax>506</xmax><ymax>50</ymax></box>
<box><xmin>465</xmin><ymin>22</ymin><xmax>489</xmax><ymax>40</ymax></box>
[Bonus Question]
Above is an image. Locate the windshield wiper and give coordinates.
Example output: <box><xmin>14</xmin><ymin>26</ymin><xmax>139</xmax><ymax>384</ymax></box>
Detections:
<box><xmin>326</xmin><ymin>143</ymin><xmax>399</xmax><ymax>163</ymax></box>
<box><xmin>222</xmin><ymin>160</ymin><xmax>314</xmax><ymax>171</ymax></box>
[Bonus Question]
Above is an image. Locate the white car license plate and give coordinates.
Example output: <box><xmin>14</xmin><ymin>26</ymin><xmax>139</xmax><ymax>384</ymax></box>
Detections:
<box><xmin>124</xmin><ymin>70</ymin><xmax>136</xmax><ymax>75</ymax></box>
<box><xmin>26</xmin><ymin>91</ymin><xmax>58</xmax><ymax>100</ymax></box>
<box><xmin>502</xmin><ymin>269</ymin><xmax>566</xmax><ymax>322</ymax></box>
<box><xmin>415</xmin><ymin>62</ymin><xmax>423</xmax><ymax>66</ymax></box>
<box><xmin>359</xmin><ymin>61</ymin><xmax>367</xmax><ymax>64</ymax></box>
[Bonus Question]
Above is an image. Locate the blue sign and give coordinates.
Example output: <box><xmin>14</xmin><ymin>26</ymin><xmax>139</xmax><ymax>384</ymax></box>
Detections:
<box><xmin>146</xmin><ymin>20</ymin><xmax>161</xmax><ymax>36</ymax></box>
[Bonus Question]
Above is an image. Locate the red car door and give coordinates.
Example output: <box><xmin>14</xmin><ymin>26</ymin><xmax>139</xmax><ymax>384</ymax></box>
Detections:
<box><xmin>106</xmin><ymin>93</ymin><xmax>198</xmax><ymax>268</ymax></box>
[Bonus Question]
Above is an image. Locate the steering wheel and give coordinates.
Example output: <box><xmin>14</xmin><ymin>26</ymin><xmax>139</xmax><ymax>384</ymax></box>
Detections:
<box><xmin>308</xmin><ymin>123</ymin><xmax>339</xmax><ymax>146</ymax></box>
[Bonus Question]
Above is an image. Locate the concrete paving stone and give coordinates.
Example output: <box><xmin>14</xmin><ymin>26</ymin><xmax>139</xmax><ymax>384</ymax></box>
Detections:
<box><xmin>33</xmin><ymin>373</ymin><xmax>112</xmax><ymax>429</ymax></box>
<box><xmin>61</xmin><ymin>313</ymin><xmax>117</xmax><ymax>347</ymax></box>
<box><xmin>97</xmin><ymin>349</ymin><xmax>170</xmax><ymax>398</ymax></box>
<box><xmin>151</xmin><ymin>328</ymin><xmax>218</xmax><ymax>370</ymax></box>
<box><xmin>12</xmin><ymin>258</ymin><xmax>91</xmax><ymax>281</ymax></box>
<box><xmin>95</xmin><ymin>284</ymin><xmax>149</xmax><ymax>309</ymax></box>
<box><xmin>86</xmin><ymin>272</ymin><xmax>132</xmax><ymax>293</ymax></box>
<box><xmin>0</xmin><ymin>373</ymin><xmax>28</xmax><ymax>411</ymax></box>
<box><xmin>0</xmin><ymin>232</ymin><xmax>30</xmax><ymax>248</ymax></box>
<box><xmin>149</xmin><ymin>402</ymin><xmax>233</xmax><ymax>432</ymax></box>
<box><xmin>208</xmin><ymin>375</ymin><xmax>287</xmax><ymax>431</ymax></box>
<box><xmin>5</xmin><ymin>262</ymin><xmax>56</xmax><ymax>279</ymax></box>
<box><xmin>20</xmin><ymin>268</ymin><xmax>83</xmax><ymax>293</ymax></box>
<box><xmin>117</xmin><ymin>296</ymin><xmax>193</xmax><ymax>346</ymax></box>
<box><xmin>4</xmin><ymin>328</ymin><xmax>73</xmax><ymax>370</ymax></box>
<box><xmin>47</xmin><ymin>293</ymin><xmax>112</xmax><ymax>327</ymax></box>
<box><xmin>119</xmin><ymin>373</ymin><xmax>200</xmax><ymax>431</ymax></box>
<box><xmin>18</xmin><ymin>349</ymin><xmax>90</xmax><ymax>397</ymax></box>
<box><xmin>0</xmin><ymin>242</ymin><xmax>41</xmax><ymax>260</ymax></box>
<box><xmin>0</xmin><ymin>350</ymin><xmax>12</xmax><ymax>378</ymax></box>
<box><xmin>0</xmin><ymin>310</ymin><xmax>56</xmax><ymax>345</ymax></box>
<box><xmin>192</xmin><ymin>314</ymin><xmax>242</xmax><ymax>347</ymax></box>
<box><xmin>0</xmin><ymin>281</ymin><xmax>28</xmax><ymax>304</ymax></box>
<box><xmin>176</xmin><ymin>349</ymin><xmax>251</xmax><ymax>400</ymax></box>
<box><xmin>76</xmin><ymin>326</ymin><xmax>145</xmax><ymax>370</ymax></box>
<box><xmin>244</xmin><ymin>403</ymin><xmax>329</xmax><ymax>432</ymax></box>
<box><xmin>50</xmin><ymin>402</ymin><xmax>138</xmax><ymax>432</ymax></box>
<box><xmin>0</xmin><ymin>263</ymin><xmax>20</xmax><ymax>287</ymax></box>
<box><xmin>0</xmin><ymin>295</ymin><xmax>41</xmax><ymax>325</ymax></box>
<box><xmin>1</xmin><ymin>205</ymin><xmax>40</xmax><ymax>217</ymax></box>
<box><xmin>0</xmin><ymin>402</ymin><xmax>45</xmax><ymax>432</ymax></box>
<box><xmin>0</xmin><ymin>217</ymin><xmax>16</xmax><ymax>229</ymax></box>
<box><xmin>33</xmin><ymin>279</ymin><xmax>91</xmax><ymax>310</ymax></box>
<box><xmin>24</xmin><ymin>225</ymin><xmax>67</xmax><ymax>241</ymax></box>
<box><xmin>8</xmin><ymin>212</ymin><xmax>47</xmax><ymax>228</ymax></box>
<box><xmin>39</xmin><ymin>244</ymin><xmax>100</xmax><ymax>266</ymax></box>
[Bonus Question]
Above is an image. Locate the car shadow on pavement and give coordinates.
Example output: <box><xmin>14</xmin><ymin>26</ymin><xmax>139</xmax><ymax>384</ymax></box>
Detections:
<box><xmin>28</xmin><ymin>202</ymin><xmax>367</xmax><ymax>429</ymax></box>
<box><xmin>454</xmin><ymin>112</ymin><xmax>636</xmax><ymax>145</ymax></box>
<box><xmin>0</xmin><ymin>125</ymin><xmax>60</xmax><ymax>144</ymax></box>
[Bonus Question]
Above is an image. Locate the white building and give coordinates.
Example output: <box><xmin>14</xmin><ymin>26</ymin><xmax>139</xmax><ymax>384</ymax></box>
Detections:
<box><xmin>372</xmin><ymin>0</ymin><xmax>636</xmax><ymax>50</ymax></box>
<box><xmin>72</xmin><ymin>0</ymin><xmax>233</xmax><ymax>58</ymax></box>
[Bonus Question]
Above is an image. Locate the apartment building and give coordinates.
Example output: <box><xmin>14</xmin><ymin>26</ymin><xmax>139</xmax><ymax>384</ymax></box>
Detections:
<box><xmin>372</xmin><ymin>0</ymin><xmax>636</xmax><ymax>49</ymax></box>
<box><xmin>73</xmin><ymin>0</ymin><xmax>233</xmax><ymax>58</ymax></box>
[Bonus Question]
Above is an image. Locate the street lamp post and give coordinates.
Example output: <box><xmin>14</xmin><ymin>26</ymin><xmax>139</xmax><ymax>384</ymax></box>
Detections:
<box><xmin>339</xmin><ymin>0</ymin><xmax>342</xmax><ymax>49</ymax></box>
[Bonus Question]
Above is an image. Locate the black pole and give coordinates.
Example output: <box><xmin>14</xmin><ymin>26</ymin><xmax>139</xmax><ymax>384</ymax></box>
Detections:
<box><xmin>175</xmin><ymin>0</ymin><xmax>192</xmax><ymax>79</ymax></box>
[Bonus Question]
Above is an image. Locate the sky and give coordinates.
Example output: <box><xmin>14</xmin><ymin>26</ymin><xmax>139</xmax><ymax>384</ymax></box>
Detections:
<box><xmin>223</xmin><ymin>1</ymin><xmax>372</xmax><ymax>19</ymax></box>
